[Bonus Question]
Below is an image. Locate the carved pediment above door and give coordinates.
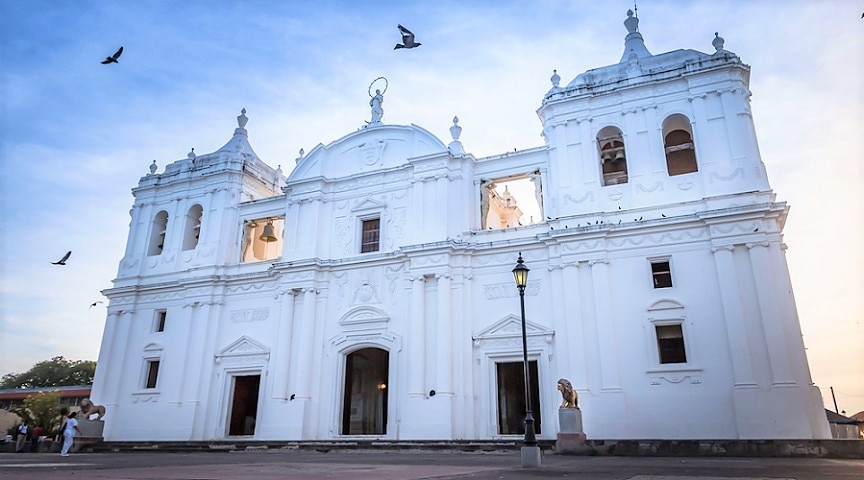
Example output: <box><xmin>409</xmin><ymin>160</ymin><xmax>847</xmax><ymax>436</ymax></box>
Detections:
<box><xmin>473</xmin><ymin>314</ymin><xmax>554</xmax><ymax>350</ymax></box>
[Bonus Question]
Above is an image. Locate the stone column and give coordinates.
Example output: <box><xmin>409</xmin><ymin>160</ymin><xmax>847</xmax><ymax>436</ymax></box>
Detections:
<box><xmin>549</xmin><ymin>264</ymin><xmax>571</xmax><ymax>379</ymax></box>
<box><xmin>641</xmin><ymin>105</ymin><xmax>666</xmax><ymax>175</ymax></box>
<box><xmin>122</xmin><ymin>203</ymin><xmax>145</xmax><ymax>260</ymax></box>
<box><xmin>436</xmin><ymin>274</ymin><xmax>453</xmax><ymax>395</ymax></box>
<box><xmin>408</xmin><ymin>276</ymin><xmax>426</xmax><ymax>397</ymax></box>
<box><xmin>719</xmin><ymin>89</ymin><xmax>745</xmax><ymax>161</ymax></box>
<box><xmin>289</xmin><ymin>288</ymin><xmax>317</xmax><ymax>400</ymax></box>
<box><xmin>272</xmin><ymin>289</ymin><xmax>297</xmax><ymax>400</ymax></box>
<box><xmin>747</xmin><ymin>241</ymin><xmax>795</xmax><ymax>385</ymax></box>
<box><xmin>561</xmin><ymin>263</ymin><xmax>588</xmax><ymax>389</ymax></box>
<box><xmin>110</xmin><ymin>311</ymin><xmax>135</xmax><ymax>402</ymax></box>
<box><xmin>191</xmin><ymin>301</ymin><xmax>221</xmax><ymax>440</ymax></box>
<box><xmin>589</xmin><ymin>259</ymin><xmax>620</xmax><ymax>390</ymax></box>
<box><xmin>688</xmin><ymin>94</ymin><xmax>713</xmax><ymax>165</ymax></box>
<box><xmin>177</xmin><ymin>302</ymin><xmax>202</xmax><ymax>405</ymax></box>
<box><xmin>711</xmin><ymin>245</ymin><xmax>757</xmax><ymax>386</ymax></box>
<box><xmin>90</xmin><ymin>310</ymin><xmax>120</xmax><ymax>404</ymax></box>
<box><xmin>577</xmin><ymin>118</ymin><xmax>597</xmax><ymax>186</ymax></box>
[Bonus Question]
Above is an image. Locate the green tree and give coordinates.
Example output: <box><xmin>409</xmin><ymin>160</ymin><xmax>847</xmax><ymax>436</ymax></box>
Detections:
<box><xmin>10</xmin><ymin>391</ymin><xmax>65</xmax><ymax>435</ymax></box>
<box><xmin>0</xmin><ymin>356</ymin><xmax>96</xmax><ymax>389</ymax></box>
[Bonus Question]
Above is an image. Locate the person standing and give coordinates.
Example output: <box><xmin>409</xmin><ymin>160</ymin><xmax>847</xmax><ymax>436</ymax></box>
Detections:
<box><xmin>30</xmin><ymin>424</ymin><xmax>43</xmax><ymax>452</ymax></box>
<box><xmin>15</xmin><ymin>422</ymin><xmax>28</xmax><ymax>452</ymax></box>
<box><xmin>59</xmin><ymin>412</ymin><xmax>81</xmax><ymax>457</ymax></box>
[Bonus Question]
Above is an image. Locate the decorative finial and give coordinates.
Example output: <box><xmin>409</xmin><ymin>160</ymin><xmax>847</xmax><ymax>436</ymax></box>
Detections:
<box><xmin>448</xmin><ymin>116</ymin><xmax>464</xmax><ymax>156</ymax></box>
<box><xmin>450</xmin><ymin>116</ymin><xmax>462</xmax><ymax>141</ymax></box>
<box><xmin>187</xmin><ymin>148</ymin><xmax>196</xmax><ymax>160</ymax></box>
<box><xmin>624</xmin><ymin>9</ymin><xmax>639</xmax><ymax>34</ymax></box>
<box><xmin>550</xmin><ymin>69</ymin><xmax>560</xmax><ymax>88</ymax></box>
<box><xmin>295</xmin><ymin>148</ymin><xmax>305</xmax><ymax>165</ymax></box>
<box><xmin>149</xmin><ymin>160</ymin><xmax>157</xmax><ymax>174</ymax></box>
<box><xmin>237</xmin><ymin>108</ymin><xmax>248</xmax><ymax>129</ymax></box>
<box><xmin>712</xmin><ymin>32</ymin><xmax>725</xmax><ymax>52</ymax></box>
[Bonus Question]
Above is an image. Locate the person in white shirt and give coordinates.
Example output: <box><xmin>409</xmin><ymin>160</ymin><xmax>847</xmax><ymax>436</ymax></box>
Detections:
<box><xmin>15</xmin><ymin>423</ymin><xmax>28</xmax><ymax>452</ymax></box>
<box><xmin>60</xmin><ymin>412</ymin><xmax>82</xmax><ymax>457</ymax></box>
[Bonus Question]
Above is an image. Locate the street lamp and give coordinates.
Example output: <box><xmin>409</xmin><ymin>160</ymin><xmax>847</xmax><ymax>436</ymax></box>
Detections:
<box><xmin>512</xmin><ymin>252</ymin><xmax>539</xmax><ymax>464</ymax></box>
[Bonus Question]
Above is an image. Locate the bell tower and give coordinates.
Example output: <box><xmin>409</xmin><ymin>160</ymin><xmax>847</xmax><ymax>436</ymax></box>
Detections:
<box><xmin>113</xmin><ymin>109</ymin><xmax>284</xmax><ymax>284</ymax></box>
<box><xmin>538</xmin><ymin>11</ymin><xmax>769</xmax><ymax>218</ymax></box>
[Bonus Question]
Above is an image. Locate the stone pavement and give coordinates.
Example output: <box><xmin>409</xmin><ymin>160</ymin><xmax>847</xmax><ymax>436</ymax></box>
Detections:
<box><xmin>1</xmin><ymin>449</ymin><xmax>862</xmax><ymax>479</ymax></box>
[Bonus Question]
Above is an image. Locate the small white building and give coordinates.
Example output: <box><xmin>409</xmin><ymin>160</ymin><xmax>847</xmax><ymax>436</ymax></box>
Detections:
<box><xmin>92</xmin><ymin>12</ymin><xmax>830</xmax><ymax>442</ymax></box>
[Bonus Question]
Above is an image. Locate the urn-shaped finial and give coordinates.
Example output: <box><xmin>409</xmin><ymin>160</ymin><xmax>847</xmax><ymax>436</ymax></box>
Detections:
<box><xmin>149</xmin><ymin>159</ymin><xmax>157</xmax><ymax>174</ymax></box>
<box><xmin>450</xmin><ymin>116</ymin><xmax>462</xmax><ymax>141</ymax></box>
<box><xmin>550</xmin><ymin>69</ymin><xmax>560</xmax><ymax>88</ymax></box>
<box><xmin>237</xmin><ymin>108</ymin><xmax>249</xmax><ymax>129</ymax></box>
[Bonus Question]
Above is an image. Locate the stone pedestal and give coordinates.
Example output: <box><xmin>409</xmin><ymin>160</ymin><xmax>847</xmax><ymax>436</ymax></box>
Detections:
<box><xmin>77</xmin><ymin>419</ymin><xmax>105</xmax><ymax>438</ymax></box>
<box><xmin>73</xmin><ymin>419</ymin><xmax>104</xmax><ymax>452</ymax></box>
<box><xmin>556</xmin><ymin>408</ymin><xmax>591</xmax><ymax>454</ymax></box>
<box><xmin>520</xmin><ymin>445</ymin><xmax>541</xmax><ymax>467</ymax></box>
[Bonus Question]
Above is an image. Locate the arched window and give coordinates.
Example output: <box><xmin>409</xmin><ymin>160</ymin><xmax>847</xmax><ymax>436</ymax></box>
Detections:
<box><xmin>597</xmin><ymin>126</ymin><xmax>628</xmax><ymax>186</ymax></box>
<box><xmin>662</xmin><ymin>114</ymin><xmax>698</xmax><ymax>176</ymax></box>
<box><xmin>148</xmin><ymin>210</ymin><xmax>169</xmax><ymax>256</ymax></box>
<box><xmin>182</xmin><ymin>204</ymin><xmax>203</xmax><ymax>251</ymax></box>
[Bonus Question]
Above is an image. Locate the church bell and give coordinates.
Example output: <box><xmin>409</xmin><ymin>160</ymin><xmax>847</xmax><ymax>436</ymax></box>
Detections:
<box><xmin>259</xmin><ymin>221</ymin><xmax>278</xmax><ymax>242</ymax></box>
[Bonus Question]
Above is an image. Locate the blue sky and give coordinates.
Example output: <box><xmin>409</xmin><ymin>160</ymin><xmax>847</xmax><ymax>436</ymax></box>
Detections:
<box><xmin>1</xmin><ymin>1</ymin><xmax>862</xmax><ymax>414</ymax></box>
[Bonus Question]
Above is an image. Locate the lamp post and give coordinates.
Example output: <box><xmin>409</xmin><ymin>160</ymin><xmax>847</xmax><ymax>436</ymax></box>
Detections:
<box><xmin>512</xmin><ymin>253</ymin><xmax>539</xmax><ymax>466</ymax></box>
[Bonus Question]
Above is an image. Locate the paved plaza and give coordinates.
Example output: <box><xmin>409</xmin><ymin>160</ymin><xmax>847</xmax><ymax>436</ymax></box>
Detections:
<box><xmin>1</xmin><ymin>449</ymin><xmax>862</xmax><ymax>480</ymax></box>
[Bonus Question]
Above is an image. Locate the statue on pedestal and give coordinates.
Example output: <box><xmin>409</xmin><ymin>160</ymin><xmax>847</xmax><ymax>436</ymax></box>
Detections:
<box><xmin>555</xmin><ymin>378</ymin><xmax>590</xmax><ymax>454</ymax></box>
<box><xmin>78</xmin><ymin>398</ymin><xmax>106</xmax><ymax>421</ymax></box>
<box><xmin>557</xmin><ymin>378</ymin><xmax>578</xmax><ymax>409</ymax></box>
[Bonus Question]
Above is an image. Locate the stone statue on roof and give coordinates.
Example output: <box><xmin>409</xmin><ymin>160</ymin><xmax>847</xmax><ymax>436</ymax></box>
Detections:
<box><xmin>370</xmin><ymin>89</ymin><xmax>384</xmax><ymax>124</ymax></box>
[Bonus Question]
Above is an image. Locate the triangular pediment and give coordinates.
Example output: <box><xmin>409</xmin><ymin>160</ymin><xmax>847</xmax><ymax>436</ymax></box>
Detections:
<box><xmin>474</xmin><ymin>314</ymin><xmax>553</xmax><ymax>341</ymax></box>
<box><xmin>351</xmin><ymin>197</ymin><xmax>387</xmax><ymax>213</ymax></box>
<box><xmin>216</xmin><ymin>335</ymin><xmax>270</xmax><ymax>360</ymax></box>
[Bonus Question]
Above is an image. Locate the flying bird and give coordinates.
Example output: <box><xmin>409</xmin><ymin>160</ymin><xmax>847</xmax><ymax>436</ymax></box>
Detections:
<box><xmin>101</xmin><ymin>46</ymin><xmax>123</xmax><ymax>64</ymax></box>
<box><xmin>394</xmin><ymin>25</ymin><xmax>421</xmax><ymax>49</ymax></box>
<box><xmin>52</xmin><ymin>251</ymin><xmax>71</xmax><ymax>265</ymax></box>
<box><xmin>89</xmin><ymin>301</ymin><xmax>104</xmax><ymax>309</ymax></box>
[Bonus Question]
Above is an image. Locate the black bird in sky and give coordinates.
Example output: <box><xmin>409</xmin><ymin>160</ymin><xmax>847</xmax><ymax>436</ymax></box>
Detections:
<box><xmin>394</xmin><ymin>25</ymin><xmax>421</xmax><ymax>49</ymax></box>
<box><xmin>101</xmin><ymin>46</ymin><xmax>123</xmax><ymax>64</ymax></box>
<box><xmin>51</xmin><ymin>251</ymin><xmax>71</xmax><ymax>265</ymax></box>
<box><xmin>89</xmin><ymin>301</ymin><xmax>104</xmax><ymax>309</ymax></box>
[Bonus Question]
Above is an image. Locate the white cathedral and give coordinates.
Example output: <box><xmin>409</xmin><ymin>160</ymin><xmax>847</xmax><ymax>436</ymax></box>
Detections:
<box><xmin>92</xmin><ymin>12</ymin><xmax>831</xmax><ymax>442</ymax></box>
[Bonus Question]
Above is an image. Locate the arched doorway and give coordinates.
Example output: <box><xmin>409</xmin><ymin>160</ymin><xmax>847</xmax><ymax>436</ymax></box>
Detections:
<box><xmin>341</xmin><ymin>347</ymin><xmax>389</xmax><ymax>435</ymax></box>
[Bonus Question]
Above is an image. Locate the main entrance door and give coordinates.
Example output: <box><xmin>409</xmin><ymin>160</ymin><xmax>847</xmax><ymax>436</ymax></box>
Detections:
<box><xmin>341</xmin><ymin>348</ymin><xmax>389</xmax><ymax>435</ymax></box>
<box><xmin>496</xmin><ymin>361</ymin><xmax>541</xmax><ymax>435</ymax></box>
<box><xmin>228</xmin><ymin>374</ymin><xmax>260</xmax><ymax>436</ymax></box>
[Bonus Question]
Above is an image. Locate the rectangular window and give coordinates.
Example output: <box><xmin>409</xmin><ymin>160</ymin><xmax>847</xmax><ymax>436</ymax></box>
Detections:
<box><xmin>656</xmin><ymin>324</ymin><xmax>687</xmax><ymax>364</ymax></box>
<box><xmin>360</xmin><ymin>218</ymin><xmax>380</xmax><ymax>253</ymax></box>
<box><xmin>154</xmin><ymin>310</ymin><xmax>167</xmax><ymax>332</ymax></box>
<box><xmin>145</xmin><ymin>360</ymin><xmax>160</xmax><ymax>389</ymax></box>
<box><xmin>651</xmin><ymin>260</ymin><xmax>673</xmax><ymax>288</ymax></box>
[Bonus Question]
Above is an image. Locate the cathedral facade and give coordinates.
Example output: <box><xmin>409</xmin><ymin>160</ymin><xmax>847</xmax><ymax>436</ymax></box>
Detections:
<box><xmin>92</xmin><ymin>12</ymin><xmax>830</xmax><ymax>441</ymax></box>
